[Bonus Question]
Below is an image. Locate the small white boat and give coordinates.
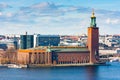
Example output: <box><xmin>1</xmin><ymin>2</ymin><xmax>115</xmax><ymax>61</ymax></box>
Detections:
<box><xmin>110</xmin><ymin>58</ymin><xmax>119</xmax><ymax>62</ymax></box>
<box><xmin>8</xmin><ymin>64</ymin><xmax>22</xmax><ymax>68</ymax></box>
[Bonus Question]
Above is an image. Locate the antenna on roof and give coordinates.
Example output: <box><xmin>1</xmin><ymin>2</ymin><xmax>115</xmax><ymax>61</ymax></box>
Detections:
<box><xmin>26</xmin><ymin>31</ymin><xmax>27</xmax><ymax>35</ymax></box>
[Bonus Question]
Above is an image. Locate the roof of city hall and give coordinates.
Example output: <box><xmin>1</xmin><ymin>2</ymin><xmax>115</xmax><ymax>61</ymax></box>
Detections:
<box><xmin>18</xmin><ymin>46</ymin><xmax>89</xmax><ymax>53</ymax></box>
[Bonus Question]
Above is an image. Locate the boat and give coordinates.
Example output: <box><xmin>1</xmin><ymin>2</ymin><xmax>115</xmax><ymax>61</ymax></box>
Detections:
<box><xmin>8</xmin><ymin>64</ymin><xmax>27</xmax><ymax>68</ymax></box>
<box><xmin>8</xmin><ymin>64</ymin><xmax>22</xmax><ymax>68</ymax></box>
<box><xmin>109</xmin><ymin>57</ymin><xmax>120</xmax><ymax>62</ymax></box>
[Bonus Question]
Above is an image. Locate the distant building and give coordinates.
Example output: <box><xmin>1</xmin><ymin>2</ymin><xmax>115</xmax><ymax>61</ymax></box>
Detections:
<box><xmin>20</xmin><ymin>34</ymin><xmax>34</xmax><ymax>49</ymax></box>
<box><xmin>0</xmin><ymin>38</ymin><xmax>17</xmax><ymax>50</ymax></box>
<box><xmin>17</xmin><ymin>10</ymin><xmax>100</xmax><ymax>66</ymax></box>
<box><xmin>0</xmin><ymin>44</ymin><xmax>7</xmax><ymax>50</ymax></box>
<box><xmin>13</xmin><ymin>40</ymin><xmax>18</xmax><ymax>49</ymax></box>
<box><xmin>33</xmin><ymin>34</ymin><xmax>37</xmax><ymax>48</ymax></box>
<box><xmin>36</xmin><ymin>35</ymin><xmax>60</xmax><ymax>46</ymax></box>
<box><xmin>104</xmin><ymin>35</ymin><xmax>118</xmax><ymax>47</ymax></box>
<box><xmin>99</xmin><ymin>48</ymin><xmax>120</xmax><ymax>55</ymax></box>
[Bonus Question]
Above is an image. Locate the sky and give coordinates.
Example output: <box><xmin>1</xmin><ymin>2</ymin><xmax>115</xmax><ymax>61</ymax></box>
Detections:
<box><xmin>0</xmin><ymin>0</ymin><xmax>120</xmax><ymax>35</ymax></box>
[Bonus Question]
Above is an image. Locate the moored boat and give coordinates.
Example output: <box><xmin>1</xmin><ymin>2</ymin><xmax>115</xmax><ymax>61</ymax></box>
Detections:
<box><xmin>8</xmin><ymin>64</ymin><xmax>27</xmax><ymax>68</ymax></box>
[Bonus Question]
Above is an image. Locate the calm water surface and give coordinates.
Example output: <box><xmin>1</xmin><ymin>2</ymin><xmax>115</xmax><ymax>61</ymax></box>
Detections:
<box><xmin>0</xmin><ymin>62</ymin><xmax>120</xmax><ymax>80</ymax></box>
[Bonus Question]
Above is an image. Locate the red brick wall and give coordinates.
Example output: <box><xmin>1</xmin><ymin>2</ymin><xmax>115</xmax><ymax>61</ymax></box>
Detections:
<box><xmin>88</xmin><ymin>27</ymin><xmax>99</xmax><ymax>63</ymax></box>
<box><xmin>17</xmin><ymin>52</ymin><xmax>29</xmax><ymax>64</ymax></box>
<box><xmin>57</xmin><ymin>52</ymin><xmax>90</xmax><ymax>64</ymax></box>
<box><xmin>17</xmin><ymin>51</ymin><xmax>52</xmax><ymax>65</ymax></box>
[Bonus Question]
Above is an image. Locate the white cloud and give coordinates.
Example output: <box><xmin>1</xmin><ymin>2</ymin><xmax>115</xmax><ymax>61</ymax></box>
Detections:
<box><xmin>19</xmin><ymin>2</ymin><xmax>63</xmax><ymax>17</ymax></box>
<box><xmin>30</xmin><ymin>2</ymin><xmax>57</xmax><ymax>9</ymax></box>
<box><xmin>0</xmin><ymin>12</ymin><xmax>2</xmax><ymax>16</ymax></box>
<box><xmin>106</xmin><ymin>18</ymin><xmax>120</xmax><ymax>24</ymax></box>
<box><xmin>0</xmin><ymin>3</ymin><xmax>11</xmax><ymax>9</ymax></box>
<box><xmin>0</xmin><ymin>2</ymin><xmax>120</xmax><ymax>35</ymax></box>
<box><xmin>6</xmin><ymin>12</ymin><xmax>13</xmax><ymax>17</ymax></box>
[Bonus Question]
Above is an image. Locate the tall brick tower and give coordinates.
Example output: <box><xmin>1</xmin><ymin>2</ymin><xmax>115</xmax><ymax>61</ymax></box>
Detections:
<box><xmin>88</xmin><ymin>10</ymin><xmax>99</xmax><ymax>64</ymax></box>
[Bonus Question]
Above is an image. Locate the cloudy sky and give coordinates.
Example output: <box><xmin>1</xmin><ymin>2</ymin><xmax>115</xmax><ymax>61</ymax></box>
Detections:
<box><xmin>0</xmin><ymin>0</ymin><xmax>120</xmax><ymax>35</ymax></box>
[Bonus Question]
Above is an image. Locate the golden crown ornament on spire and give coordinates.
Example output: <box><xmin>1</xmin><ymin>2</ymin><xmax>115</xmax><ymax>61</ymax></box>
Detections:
<box><xmin>90</xmin><ymin>9</ymin><xmax>96</xmax><ymax>27</ymax></box>
<box><xmin>91</xmin><ymin>9</ymin><xmax>95</xmax><ymax>18</ymax></box>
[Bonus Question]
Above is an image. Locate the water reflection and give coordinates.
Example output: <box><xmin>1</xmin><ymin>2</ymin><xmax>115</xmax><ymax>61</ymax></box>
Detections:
<box><xmin>0</xmin><ymin>63</ymin><xmax>120</xmax><ymax>80</ymax></box>
<box><xmin>86</xmin><ymin>66</ymin><xmax>99</xmax><ymax>80</ymax></box>
<box><xmin>21</xmin><ymin>66</ymin><xmax>100</xmax><ymax>80</ymax></box>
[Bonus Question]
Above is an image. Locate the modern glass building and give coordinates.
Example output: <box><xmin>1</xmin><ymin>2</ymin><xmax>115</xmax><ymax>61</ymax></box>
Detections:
<box><xmin>20</xmin><ymin>35</ymin><xmax>34</xmax><ymax>49</ymax></box>
<box><xmin>0</xmin><ymin>44</ymin><xmax>7</xmax><ymax>50</ymax></box>
<box><xmin>36</xmin><ymin>35</ymin><xmax>60</xmax><ymax>46</ymax></box>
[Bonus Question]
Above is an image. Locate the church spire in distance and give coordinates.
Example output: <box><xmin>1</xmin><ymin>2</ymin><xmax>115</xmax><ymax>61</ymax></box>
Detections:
<box><xmin>90</xmin><ymin>9</ymin><xmax>96</xmax><ymax>27</ymax></box>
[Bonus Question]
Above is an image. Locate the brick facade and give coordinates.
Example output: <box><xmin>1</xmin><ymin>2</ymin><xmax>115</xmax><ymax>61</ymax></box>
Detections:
<box><xmin>88</xmin><ymin>27</ymin><xmax>99</xmax><ymax>63</ymax></box>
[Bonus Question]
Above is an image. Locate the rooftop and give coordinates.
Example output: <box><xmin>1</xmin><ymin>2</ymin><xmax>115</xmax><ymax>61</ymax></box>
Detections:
<box><xmin>50</xmin><ymin>46</ymin><xmax>89</xmax><ymax>53</ymax></box>
<box><xmin>18</xmin><ymin>46</ymin><xmax>89</xmax><ymax>53</ymax></box>
<box><xmin>37</xmin><ymin>34</ymin><xmax>60</xmax><ymax>37</ymax></box>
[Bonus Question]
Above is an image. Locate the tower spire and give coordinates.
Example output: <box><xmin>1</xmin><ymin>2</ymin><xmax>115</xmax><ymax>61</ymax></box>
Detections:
<box><xmin>88</xmin><ymin>9</ymin><xmax>99</xmax><ymax>63</ymax></box>
<box><xmin>90</xmin><ymin>9</ymin><xmax>96</xmax><ymax>27</ymax></box>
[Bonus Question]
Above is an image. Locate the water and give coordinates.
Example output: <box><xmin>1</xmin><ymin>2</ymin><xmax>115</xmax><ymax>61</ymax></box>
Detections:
<box><xmin>0</xmin><ymin>63</ymin><xmax>120</xmax><ymax>80</ymax></box>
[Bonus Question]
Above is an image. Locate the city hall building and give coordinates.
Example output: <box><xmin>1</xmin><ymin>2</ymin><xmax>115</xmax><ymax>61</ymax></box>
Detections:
<box><xmin>17</xmin><ymin>11</ymin><xmax>99</xmax><ymax>66</ymax></box>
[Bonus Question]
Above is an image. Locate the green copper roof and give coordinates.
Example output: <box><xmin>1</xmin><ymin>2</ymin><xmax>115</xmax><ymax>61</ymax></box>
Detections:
<box><xmin>27</xmin><ymin>46</ymin><xmax>89</xmax><ymax>53</ymax></box>
<box><xmin>90</xmin><ymin>10</ymin><xmax>96</xmax><ymax>27</ymax></box>
<box><xmin>50</xmin><ymin>47</ymin><xmax>89</xmax><ymax>53</ymax></box>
